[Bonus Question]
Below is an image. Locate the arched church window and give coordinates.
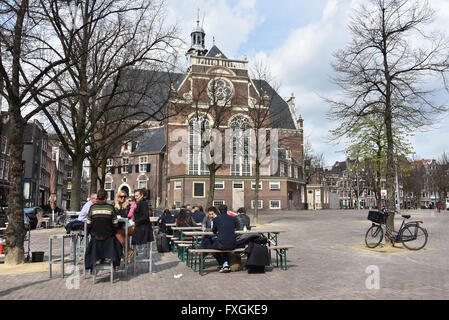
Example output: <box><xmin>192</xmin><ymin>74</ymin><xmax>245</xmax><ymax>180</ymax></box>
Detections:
<box><xmin>189</xmin><ymin>114</ymin><xmax>210</xmax><ymax>175</ymax></box>
<box><xmin>230</xmin><ymin>115</ymin><xmax>251</xmax><ymax>176</ymax></box>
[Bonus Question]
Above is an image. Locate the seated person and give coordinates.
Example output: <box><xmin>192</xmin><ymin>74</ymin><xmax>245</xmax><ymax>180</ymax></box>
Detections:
<box><xmin>66</xmin><ymin>193</ymin><xmax>97</xmax><ymax>234</ymax></box>
<box><xmin>191</xmin><ymin>205</ymin><xmax>206</xmax><ymax>224</ymax></box>
<box><xmin>158</xmin><ymin>209</ymin><xmax>176</xmax><ymax>235</ymax></box>
<box><xmin>235</xmin><ymin>207</ymin><xmax>251</xmax><ymax>230</ymax></box>
<box><xmin>206</xmin><ymin>204</ymin><xmax>237</xmax><ymax>273</ymax></box>
<box><xmin>201</xmin><ymin>207</ymin><xmax>219</xmax><ymax>248</ymax></box>
<box><xmin>175</xmin><ymin>209</ymin><xmax>195</xmax><ymax>227</ymax></box>
<box><xmin>84</xmin><ymin>189</ymin><xmax>122</xmax><ymax>270</ymax></box>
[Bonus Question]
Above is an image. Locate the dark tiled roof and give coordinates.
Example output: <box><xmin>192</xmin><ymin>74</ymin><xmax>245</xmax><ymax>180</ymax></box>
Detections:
<box><xmin>113</xmin><ymin>126</ymin><xmax>165</xmax><ymax>156</ymax></box>
<box><xmin>112</xmin><ymin>69</ymin><xmax>186</xmax><ymax>122</ymax></box>
<box><xmin>206</xmin><ymin>45</ymin><xmax>228</xmax><ymax>59</ymax></box>
<box><xmin>251</xmin><ymin>79</ymin><xmax>297</xmax><ymax>130</ymax></box>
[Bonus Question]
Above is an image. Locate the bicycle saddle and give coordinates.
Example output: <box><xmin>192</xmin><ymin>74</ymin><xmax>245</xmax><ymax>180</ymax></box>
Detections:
<box><xmin>401</xmin><ymin>215</ymin><xmax>411</xmax><ymax>219</ymax></box>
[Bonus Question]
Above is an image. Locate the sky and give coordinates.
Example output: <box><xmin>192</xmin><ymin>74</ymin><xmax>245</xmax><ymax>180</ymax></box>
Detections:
<box><xmin>165</xmin><ymin>0</ymin><xmax>449</xmax><ymax>168</ymax></box>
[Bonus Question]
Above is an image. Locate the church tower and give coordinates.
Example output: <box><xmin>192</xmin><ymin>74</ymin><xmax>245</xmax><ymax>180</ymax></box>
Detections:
<box><xmin>186</xmin><ymin>9</ymin><xmax>208</xmax><ymax>58</ymax></box>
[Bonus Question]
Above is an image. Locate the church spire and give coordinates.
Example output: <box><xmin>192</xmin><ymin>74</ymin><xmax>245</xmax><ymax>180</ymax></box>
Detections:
<box><xmin>186</xmin><ymin>9</ymin><xmax>208</xmax><ymax>58</ymax></box>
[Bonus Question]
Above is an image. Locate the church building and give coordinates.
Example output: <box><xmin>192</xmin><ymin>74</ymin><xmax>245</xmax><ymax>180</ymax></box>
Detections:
<box><xmin>103</xmin><ymin>17</ymin><xmax>306</xmax><ymax>211</ymax></box>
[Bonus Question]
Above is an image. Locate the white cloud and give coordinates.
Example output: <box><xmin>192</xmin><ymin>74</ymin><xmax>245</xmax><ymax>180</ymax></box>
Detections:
<box><xmin>165</xmin><ymin>0</ymin><xmax>263</xmax><ymax>61</ymax></box>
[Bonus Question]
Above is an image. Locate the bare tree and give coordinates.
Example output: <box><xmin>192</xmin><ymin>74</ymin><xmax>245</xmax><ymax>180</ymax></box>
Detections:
<box><xmin>37</xmin><ymin>0</ymin><xmax>180</xmax><ymax>210</ymax></box>
<box><xmin>246</xmin><ymin>61</ymin><xmax>282</xmax><ymax>224</ymax></box>
<box><xmin>326</xmin><ymin>0</ymin><xmax>449</xmax><ymax>244</ymax></box>
<box><xmin>431</xmin><ymin>152</ymin><xmax>449</xmax><ymax>208</ymax></box>
<box><xmin>0</xmin><ymin>0</ymin><xmax>72</xmax><ymax>264</ymax></box>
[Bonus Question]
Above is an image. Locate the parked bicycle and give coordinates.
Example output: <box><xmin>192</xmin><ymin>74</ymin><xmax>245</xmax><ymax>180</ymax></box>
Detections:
<box><xmin>365</xmin><ymin>208</ymin><xmax>428</xmax><ymax>250</ymax></box>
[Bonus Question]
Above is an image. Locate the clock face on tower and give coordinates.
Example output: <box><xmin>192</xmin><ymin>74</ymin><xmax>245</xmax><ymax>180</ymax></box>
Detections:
<box><xmin>207</xmin><ymin>78</ymin><xmax>233</xmax><ymax>104</ymax></box>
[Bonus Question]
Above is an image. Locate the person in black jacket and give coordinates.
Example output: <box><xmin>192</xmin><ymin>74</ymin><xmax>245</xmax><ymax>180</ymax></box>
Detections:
<box><xmin>131</xmin><ymin>188</ymin><xmax>154</xmax><ymax>245</ymax></box>
<box><xmin>191</xmin><ymin>205</ymin><xmax>206</xmax><ymax>223</ymax></box>
<box><xmin>207</xmin><ymin>208</ymin><xmax>237</xmax><ymax>273</ymax></box>
<box><xmin>158</xmin><ymin>209</ymin><xmax>176</xmax><ymax>235</ymax></box>
<box><xmin>235</xmin><ymin>207</ymin><xmax>251</xmax><ymax>231</ymax></box>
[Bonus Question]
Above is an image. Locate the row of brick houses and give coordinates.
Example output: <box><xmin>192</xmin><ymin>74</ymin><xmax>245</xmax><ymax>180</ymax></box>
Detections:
<box><xmin>0</xmin><ymin>111</ymin><xmax>87</xmax><ymax>210</ymax></box>
<box><xmin>100</xmin><ymin>20</ymin><xmax>307</xmax><ymax>211</ymax></box>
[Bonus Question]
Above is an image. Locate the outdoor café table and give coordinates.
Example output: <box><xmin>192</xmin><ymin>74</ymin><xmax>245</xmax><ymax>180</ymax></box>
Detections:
<box><xmin>170</xmin><ymin>226</ymin><xmax>202</xmax><ymax>256</ymax></box>
<box><xmin>183</xmin><ymin>228</ymin><xmax>286</xmax><ymax>271</ymax></box>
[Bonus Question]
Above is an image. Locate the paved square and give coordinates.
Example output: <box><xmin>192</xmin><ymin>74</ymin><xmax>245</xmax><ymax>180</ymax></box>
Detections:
<box><xmin>1</xmin><ymin>209</ymin><xmax>448</xmax><ymax>300</ymax></box>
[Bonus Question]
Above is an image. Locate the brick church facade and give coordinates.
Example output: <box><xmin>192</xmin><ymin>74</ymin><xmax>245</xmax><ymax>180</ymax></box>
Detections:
<box><xmin>103</xmin><ymin>19</ymin><xmax>306</xmax><ymax>211</ymax></box>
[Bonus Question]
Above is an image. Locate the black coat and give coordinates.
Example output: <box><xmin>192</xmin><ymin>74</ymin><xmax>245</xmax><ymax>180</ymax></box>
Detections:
<box><xmin>212</xmin><ymin>213</ymin><xmax>237</xmax><ymax>249</ymax></box>
<box><xmin>131</xmin><ymin>200</ymin><xmax>154</xmax><ymax>245</ymax></box>
<box><xmin>84</xmin><ymin>237</ymin><xmax>123</xmax><ymax>269</ymax></box>
<box><xmin>245</xmin><ymin>242</ymin><xmax>270</xmax><ymax>267</ymax></box>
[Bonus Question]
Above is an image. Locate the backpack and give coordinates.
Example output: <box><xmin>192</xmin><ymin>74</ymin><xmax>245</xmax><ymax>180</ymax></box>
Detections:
<box><xmin>156</xmin><ymin>233</ymin><xmax>170</xmax><ymax>252</ymax></box>
<box><xmin>245</xmin><ymin>242</ymin><xmax>270</xmax><ymax>274</ymax></box>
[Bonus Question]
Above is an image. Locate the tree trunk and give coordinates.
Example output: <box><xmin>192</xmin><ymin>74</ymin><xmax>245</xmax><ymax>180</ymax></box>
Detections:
<box><xmin>70</xmin><ymin>155</ymin><xmax>84</xmax><ymax>211</ymax></box>
<box><xmin>4</xmin><ymin>111</ymin><xmax>26</xmax><ymax>265</ymax></box>
<box><xmin>384</xmin><ymin>99</ymin><xmax>395</xmax><ymax>246</ymax></box>
<box><xmin>90</xmin><ymin>164</ymin><xmax>98</xmax><ymax>195</ymax></box>
<box><xmin>206</xmin><ymin>164</ymin><xmax>216</xmax><ymax>209</ymax></box>
<box><xmin>254</xmin><ymin>157</ymin><xmax>260</xmax><ymax>225</ymax></box>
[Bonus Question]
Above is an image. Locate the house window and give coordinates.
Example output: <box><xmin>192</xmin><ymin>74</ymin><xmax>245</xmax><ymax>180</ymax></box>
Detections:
<box><xmin>4</xmin><ymin>161</ymin><xmax>9</xmax><ymax>180</ymax></box>
<box><xmin>251</xmin><ymin>181</ymin><xmax>262</xmax><ymax>190</ymax></box>
<box><xmin>288</xmin><ymin>164</ymin><xmax>292</xmax><ymax>177</ymax></box>
<box><xmin>213</xmin><ymin>200</ymin><xmax>225</xmax><ymax>207</ymax></box>
<box><xmin>233</xmin><ymin>181</ymin><xmax>244</xmax><ymax>189</ymax></box>
<box><xmin>251</xmin><ymin>200</ymin><xmax>263</xmax><ymax>209</ymax></box>
<box><xmin>270</xmin><ymin>200</ymin><xmax>281</xmax><ymax>209</ymax></box>
<box><xmin>280</xmin><ymin>163</ymin><xmax>285</xmax><ymax>177</ymax></box>
<box><xmin>214</xmin><ymin>181</ymin><xmax>225</xmax><ymax>190</ymax></box>
<box><xmin>174</xmin><ymin>201</ymin><xmax>181</xmax><ymax>209</ymax></box>
<box><xmin>269</xmin><ymin>181</ymin><xmax>280</xmax><ymax>190</ymax></box>
<box><xmin>174</xmin><ymin>181</ymin><xmax>182</xmax><ymax>190</ymax></box>
<box><xmin>139</xmin><ymin>156</ymin><xmax>148</xmax><ymax>173</ymax></box>
<box><xmin>138</xmin><ymin>180</ymin><xmax>147</xmax><ymax>189</ymax></box>
<box><xmin>294</xmin><ymin>167</ymin><xmax>298</xmax><ymax>179</ymax></box>
<box><xmin>107</xmin><ymin>159</ymin><xmax>113</xmax><ymax>166</ymax></box>
<box><xmin>122</xmin><ymin>158</ymin><xmax>129</xmax><ymax>173</ymax></box>
<box><xmin>0</xmin><ymin>160</ymin><xmax>4</xmax><ymax>179</ymax></box>
<box><xmin>193</xmin><ymin>182</ymin><xmax>205</xmax><ymax>198</ymax></box>
<box><xmin>189</xmin><ymin>115</ymin><xmax>210</xmax><ymax>176</ymax></box>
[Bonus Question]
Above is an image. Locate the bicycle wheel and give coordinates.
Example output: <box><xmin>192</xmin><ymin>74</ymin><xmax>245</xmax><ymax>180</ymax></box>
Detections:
<box><xmin>365</xmin><ymin>225</ymin><xmax>383</xmax><ymax>248</ymax></box>
<box><xmin>400</xmin><ymin>224</ymin><xmax>428</xmax><ymax>251</ymax></box>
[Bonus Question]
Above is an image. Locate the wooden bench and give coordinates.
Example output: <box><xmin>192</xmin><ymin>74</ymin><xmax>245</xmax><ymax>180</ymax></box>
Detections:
<box><xmin>267</xmin><ymin>245</ymin><xmax>295</xmax><ymax>270</ymax></box>
<box><xmin>188</xmin><ymin>248</ymin><xmax>246</xmax><ymax>276</ymax></box>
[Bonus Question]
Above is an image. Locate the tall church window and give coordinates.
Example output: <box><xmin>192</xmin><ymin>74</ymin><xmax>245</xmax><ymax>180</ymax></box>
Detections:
<box><xmin>189</xmin><ymin>115</ymin><xmax>210</xmax><ymax>175</ymax></box>
<box><xmin>230</xmin><ymin>115</ymin><xmax>251</xmax><ymax>176</ymax></box>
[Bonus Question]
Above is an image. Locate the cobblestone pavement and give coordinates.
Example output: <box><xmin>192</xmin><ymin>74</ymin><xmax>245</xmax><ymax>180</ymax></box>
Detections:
<box><xmin>1</xmin><ymin>209</ymin><xmax>448</xmax><ymax>300</ymax></box>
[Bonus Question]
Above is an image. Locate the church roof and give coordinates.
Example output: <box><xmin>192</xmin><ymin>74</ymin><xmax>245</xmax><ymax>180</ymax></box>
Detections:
<box><xmin>251</xmin><ymin>79</ymin><xmax>298</xmax><ymax>130</ymax></box>
<box><xmin>114</xmin><ymin>69</ymin><xmax>298</xmax><ymax>131</ymax></box>
<box><xmin>206</xmin><ymin>45</ymin><xmax>228</xmax><ymax>59</ymax></box>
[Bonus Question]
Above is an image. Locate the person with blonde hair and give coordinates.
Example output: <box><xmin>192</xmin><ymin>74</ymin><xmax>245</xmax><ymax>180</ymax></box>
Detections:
<box><xmin>114</xmin><ymin>190</ymin><xmax>134</xmax><ymax>260</ymax></box>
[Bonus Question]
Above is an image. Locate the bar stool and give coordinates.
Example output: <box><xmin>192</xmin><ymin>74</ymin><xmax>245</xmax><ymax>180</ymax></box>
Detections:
<box><xmin>92</xmin><ymin>259</ymin><xmax>114</xmax><ymax>284</ymax></box>
<box><xmin>132</xmin><ymin>241</ymin><xmax>153</xmax><ymax>274</ymax></box>
<box><xmin>48</xmin><ymin>234</ymin><xmax>77</xmax><ymax>278</ymax></box>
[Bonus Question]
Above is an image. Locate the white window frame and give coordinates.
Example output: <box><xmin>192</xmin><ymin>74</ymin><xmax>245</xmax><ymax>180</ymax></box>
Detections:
<box><xmin>106</xmin><ymin>159</ymin><xmax>113</xmax><ymax>166</ymax></box>
<box><xmin>269</xmin><ymin>200</ymin><xmax>281</xmax><ymax>209</ymax></box>
<box><xmin>269</xmin><ymin>181</ymin><xmax>280</xmax><ymax>190</ymax></box>
<box><xmin>139</xmin><ymin>156</ymin><xmax>148</xmax><ymax>173</ymax></box>
<box><xmin>233</xmin><ymin>181</ymin><xmax>244</xmax><ymax>189</ymax></box>
<box><xmin>251</xmin><ymin>200</ymin><xmax>263</xmax><ymax>209</ymax></box>
<box><xmin>4</xmin><ymin>161</ymin><xmax>9</xmax><ymax>180</ymax></box>
<box><xmin>138</xmin><ymin>180</ymin><xmax>148</xmax><ymax>189</ymax></box>
<box><xmin>214</xmin><ymin>181</ymin><xmax>225</xmax><ymax>190</ymax></box>
<box><xmin>213</xmin><ymin>200</ymin><xmax>226</xmax><ymax>207</ymax></box>
<box><xmin>192</xmin><ymin>181</ymin><xmax>206</xmax><ymax>198</ymax></box>
<box><xmin>251</xmin><ymin>181</ymin><xmax>262</xmax><ymax>190</ymax></box>
<box><xmin>174</xmin><ymin>180</ymin><xmax>182</xmax><ymax>190</ymax></box>
<box><xmin>0</xmin><ymin>159</ymin><xmax>4</xmax><ymax>179</ymax></box>
<box><xmin>122</xmin><ymin>157</ymin><xmax>129</xmax><ymax>173</ymax></box>
<box><xmin>280</xmin><ymin>162</ymin><xmax>284</xmax><ymax>177</ymax></box>
<box><xmin>105</xmin><ymin>182</ymin><xmax>112</xmax><ymax>190</ymax></box>
<box><xmin>294</xmin><ymin>167</ymin><xmax>298</xmax><ymax>179</ymax></box>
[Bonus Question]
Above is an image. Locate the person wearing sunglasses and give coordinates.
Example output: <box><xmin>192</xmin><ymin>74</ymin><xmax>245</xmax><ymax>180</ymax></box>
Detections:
<box><xmin>114</xmin><ymin>191</ymin><xmax>134</xmax><ymax>260</ymax></box>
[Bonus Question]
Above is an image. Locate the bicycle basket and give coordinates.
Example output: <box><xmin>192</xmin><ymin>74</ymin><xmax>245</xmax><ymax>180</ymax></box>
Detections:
<box><xmin>367</xmin><ymin>211</ymin><xmax>385</xmax><ymax>224</ymax></box>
